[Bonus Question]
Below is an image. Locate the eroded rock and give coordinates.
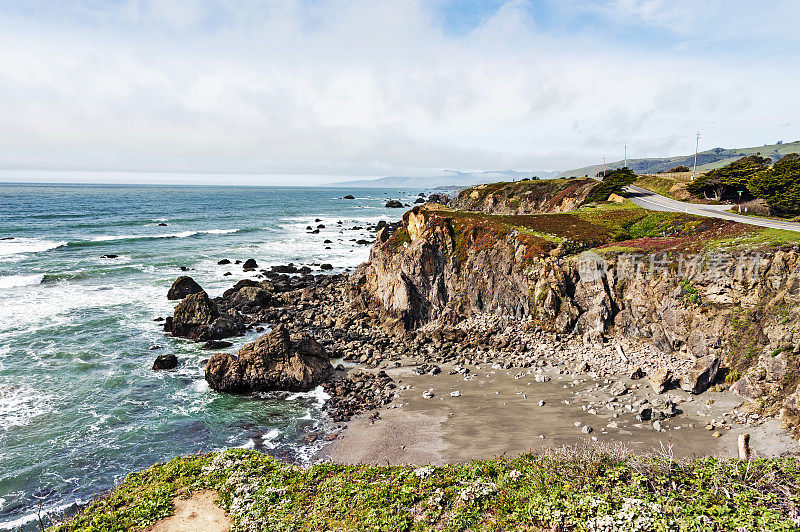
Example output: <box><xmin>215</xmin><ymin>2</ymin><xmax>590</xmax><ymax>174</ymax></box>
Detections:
<box><xmin>205</xmin><ymin>325</ymin><xmax>332</xmax><ymax>393</ymax></box>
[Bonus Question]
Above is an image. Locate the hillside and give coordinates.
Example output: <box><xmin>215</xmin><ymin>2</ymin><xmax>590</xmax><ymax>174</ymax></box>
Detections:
<box><xmin>557</xmin><ymin>140</ymin><xmax>800</xmax><ymax>178</ymax></box>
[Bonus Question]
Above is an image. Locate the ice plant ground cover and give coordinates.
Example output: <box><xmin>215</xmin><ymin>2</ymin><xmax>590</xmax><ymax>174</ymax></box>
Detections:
<box><xmin>54</xmin><ymin>445</ymin><xmax>800</xmax><ymax>531</ymax></box>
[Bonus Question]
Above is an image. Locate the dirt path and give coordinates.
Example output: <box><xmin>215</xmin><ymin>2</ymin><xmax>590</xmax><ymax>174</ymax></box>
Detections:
<box><xmin>146</xmin><ymin>490</ymin><xmax>230</xmax><ymax>532</ymax></box>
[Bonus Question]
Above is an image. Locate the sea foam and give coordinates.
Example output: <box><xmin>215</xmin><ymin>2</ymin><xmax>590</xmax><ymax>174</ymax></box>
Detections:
<box><xmin>0</xmin><ymin>238</ymin><xmax>66</xmax><ymax>258</ymax></box>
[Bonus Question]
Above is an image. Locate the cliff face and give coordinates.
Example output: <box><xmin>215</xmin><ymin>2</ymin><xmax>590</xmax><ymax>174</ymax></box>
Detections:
<box><xmin>350</xmin><ymin>202</ymin><xmax>800</xmax><ymax>426</ymax></box>
<box><xmin>451</xmin><ymin>178</ymin><xmax>598</xmax><ymax>214</ymax></box>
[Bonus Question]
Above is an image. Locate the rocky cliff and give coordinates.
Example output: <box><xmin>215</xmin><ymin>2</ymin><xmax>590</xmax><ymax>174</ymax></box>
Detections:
<box><xmin>451</xmin><ymin>178</ymin><xmax>598</xmax><ymax>214</ymax></box>
<box><xmin>350</xmin><ymin>189</ymin><xmax>800</xmax><ymax>430</ymax></box>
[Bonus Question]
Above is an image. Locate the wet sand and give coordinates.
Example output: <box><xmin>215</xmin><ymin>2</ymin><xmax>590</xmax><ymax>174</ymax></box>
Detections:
<box><xmin>318</xmin><ymin>360</ymin><xmax>800</xmax><ymax>464</ymax></box>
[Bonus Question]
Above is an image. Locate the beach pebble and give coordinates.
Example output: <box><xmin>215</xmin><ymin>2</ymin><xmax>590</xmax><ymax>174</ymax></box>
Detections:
<box><xmin>450</xmin><ymin>390</ymin><xmax>461</xmax><ymax>397</ymax></box>
<box><xmin>581</xmin><ymin>425</ymin><xmax>593</xmax><ymax>434</ymax></box>
<box><xmin>422</xmin><ymin>390</ymin><xmax>435</xmax><ymax>399</ymax></box>
<box><xmin>653</xmin><ymin>420</ymin><xmax>663</xmax><ymax>431</ymax></box>
<box><xmin>538</xmin><ymin>400</ymin><xmax>546</xmax><ymax>406</ymax></box>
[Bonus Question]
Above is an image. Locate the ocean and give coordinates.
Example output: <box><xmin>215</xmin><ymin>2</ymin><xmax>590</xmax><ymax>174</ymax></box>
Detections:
<box><xmin>0</xmin><ymin>183</ymin><xmax>419</xmax><ymax>530</ymax></box>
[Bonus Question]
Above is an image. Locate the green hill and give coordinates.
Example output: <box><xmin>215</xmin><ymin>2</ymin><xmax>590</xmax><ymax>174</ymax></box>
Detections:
<box><xmin>558</xmin><ymin>140</ymin><xmax>800</xmax><ymax>177</ymax></box>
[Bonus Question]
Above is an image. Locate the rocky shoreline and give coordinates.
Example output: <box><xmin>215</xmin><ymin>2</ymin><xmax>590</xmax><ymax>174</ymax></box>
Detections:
<box><xmin>153</xmin><ymin>183</ymin><xmax>800</xmax><ymax>462</ymax></box>
<box><xmin>156</xmin><ymin>263</ymin><xmax>797</xmax><ymax>461</ymax></box>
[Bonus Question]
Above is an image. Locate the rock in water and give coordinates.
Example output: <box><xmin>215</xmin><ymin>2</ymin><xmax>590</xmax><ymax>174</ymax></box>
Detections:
<box><xmin>205</xmin><ymin>325</ymin><xmax>332</xmax><ymax>393</ymax></box>
<box><xmin>167</xmin><ymin>276</ymin><xmax>204</xmax><ymax>300</ymax></box>
<box><xmin>243</xmin><ymin>258</ymin><xmax>258</xmax><ymax>271</ymax></box>
<box><xmin>168</xmin><ymin>291</ymin><xmax>244</xmax><ymax>341</ymax></box>
<box><xmin>680</xmin><ymin>355</ymin><xmax>720</xmax><ymax>394</ymax></box>
<box><xmin>152</xmin><ymin>353</ymin><xmax>178</xmax><ymax>370</ymax></box>
<box><xmin>343</xmin><ymin>194</ymin><xmax>355</xmax><ymax>199</ymax></box>
<box><xmin>385</xmin><ymin>200</ymin><xmax>403</xmax><ymax>208</ymax></box>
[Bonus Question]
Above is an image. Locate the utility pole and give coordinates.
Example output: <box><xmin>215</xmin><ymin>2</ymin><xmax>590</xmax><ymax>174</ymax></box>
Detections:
<box><xmin>692</xmin><ymin>132</ymin><xmax>701</xmax><ymax>181</ymax></box>
<box><xmin>624</xmin><ymin>146</ymin><xmax>627</xmax><ymax>168</ymax></box>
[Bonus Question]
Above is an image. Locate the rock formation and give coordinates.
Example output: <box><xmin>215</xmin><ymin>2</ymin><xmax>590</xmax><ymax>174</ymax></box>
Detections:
<box><xmin>205</xmin><ymin>325</ymin><xmax>332</xmax><ymax>393</ymax></box>
<box><xmin>167</xmin><ymin>276</ymin><xmax>204</xmax><ymax>300</ymax></box>
<box><xmin>348</xmin><ymin>190</ymin><xmax>800</xmax><ymax>421</ymax></box>
<box><xmin>165</xmin><ymin>291</ymin><xmax>245</xmax><ymax>341</ymax></box>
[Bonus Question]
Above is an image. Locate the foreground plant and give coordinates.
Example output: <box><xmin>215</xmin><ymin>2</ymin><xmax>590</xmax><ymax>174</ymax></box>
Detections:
<box><xmin>52</xmin><ymin>444</ymin><xmax>800</xmax><ymax>531</ymax></box>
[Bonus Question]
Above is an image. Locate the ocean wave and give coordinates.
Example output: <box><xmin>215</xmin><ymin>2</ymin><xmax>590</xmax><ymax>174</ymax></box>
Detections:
<box><xmin>0</xmin><ymin>383</ymin><xmax>50</xmax><ymax>430</ymax></box>
<box><xmin>0</xmin><ymin>274</ymin><xmax>44</xmax><ymax>289</ymax></box>
<box><xmin>0</xmin><ymin>238</ymin><xmax>66</xmax><ymax>258</ymax></box>
<box><xmin>0</xmin><ymin>499</ymin><xmax>81</xmax><ymax>530</ymax></box>
<box><xmin>89</xmin><ymin>228</ymin><xmax>238</xmax><ymax>242</ymax></box>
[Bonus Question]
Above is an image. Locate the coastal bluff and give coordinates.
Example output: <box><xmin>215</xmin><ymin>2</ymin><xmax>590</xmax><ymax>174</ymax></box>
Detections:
<box><xmin>349</xmin><ymin>179</ymin><xmax>800</xmax><ymax>428</ymax></box>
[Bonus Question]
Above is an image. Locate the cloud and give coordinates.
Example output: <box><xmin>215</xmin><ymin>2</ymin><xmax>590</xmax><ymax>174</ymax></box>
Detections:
<box><xmin>0</xmin><ymin>0</ymin><xmax>797</xmax><ymax>184</ymax></box>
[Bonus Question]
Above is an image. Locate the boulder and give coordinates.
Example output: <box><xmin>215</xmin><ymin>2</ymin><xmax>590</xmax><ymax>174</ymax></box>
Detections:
<box><xmin>230</xmin><ymin>286</ymin><xmax>273</xmax><ymax>308</ymax></box>
<box><xmin>152</xmin><ymin>353</ymin><xmax>178</xmax><ymax>370</ymax></box>
<box><xmin>243</xmin><ymin>258</ymin><xmax>258</xmax><ymax>270</ymax></box>
<box><xmin>730</xmin><ymin>375</ymin><xmax>764</xmax><ymax>400</ymax></box>
<box><xmin>343</xmin><ymin>194</ymin><xmax>355</xmax><ymax>199</ymax></box>
<box><xmin>609</xmin><ymin>381</ymin><xmax>628</xmax><ymax>396</ymax></box>
<box><xmin>168</xmin><ymin>291</ymin><xmax>245</xmax><ymax>341</ymax></box>
<box><xmin>680</xmin><ymin>355</ymin><xmax>720</xmax><ymax>394</ymax></box>
<box><xmin>218</xmin><ymin>259</ymin><xmax>231</xmax><ymax>265</ymax></box>
<box><xmin>649</xmin><ymin>367</ymin><xmax>673</xmax><ymax>394</ymax></box>
<box><xmin>414</xmin><ymin>197</ymin><xmax>425</xmax><ymax>204</ymax></box>
<box><xmin>201</xmin><ymin>340</ymin><xmax>233</xmax><ymax>350</ymax></box>
<box><xmin>385</xmin><ymin>200</ymin><xmax>403</xmax><ymax>208</ymax></box>
<box><xmin>167</xmin><ymin>276</ymin><xmax>204</xmax><ymax>300</ymax></box>
<box><xmin>205</xmin><ymin>325</ymin><xmax>332</xmax><ymax>393</ymax></box>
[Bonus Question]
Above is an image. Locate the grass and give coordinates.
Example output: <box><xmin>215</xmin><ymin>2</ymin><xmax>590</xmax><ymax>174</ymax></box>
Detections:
<box><xmin>52</xmin><ymin>447</ymin><xmax>800</xmax><ymax>532</ymax></box>
<box><xmin>406</xmin><ymin>200</ymin><xmax>796</xmax><ymax>261</ymax></box>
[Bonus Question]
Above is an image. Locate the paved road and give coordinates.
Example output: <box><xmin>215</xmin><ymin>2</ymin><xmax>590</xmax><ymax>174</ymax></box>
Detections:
<box><xmin>626</xmin><ymin>185</ymin><xmax>800</xmax><ymax>233</ymax></box>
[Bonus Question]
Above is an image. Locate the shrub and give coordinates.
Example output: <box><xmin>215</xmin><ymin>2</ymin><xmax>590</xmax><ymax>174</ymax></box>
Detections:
<box><xmin>748</xmin><ymin>153</ymin><xmax>800</xmax><ymax>218</ymax></box>
<box><xmin>586</xmin><ymin>167</ymin><xmax>637</xmax><ymax>203</ymax></box>
<box><xmin>686</xmin><ymin>155</ymin><xmax>771</xmax><ymax>201</ymax></box>
<box><xmin>666</xmin><ymin>165</ymin><xmax>690</xmax><ymax>173</ymax></box>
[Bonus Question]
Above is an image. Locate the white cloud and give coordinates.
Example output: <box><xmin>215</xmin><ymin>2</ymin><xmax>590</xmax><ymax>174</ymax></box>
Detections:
<box><xmin>0</xmin><ymin>0</ymin><xmax>797</xmax><ymax>184</ymax></box>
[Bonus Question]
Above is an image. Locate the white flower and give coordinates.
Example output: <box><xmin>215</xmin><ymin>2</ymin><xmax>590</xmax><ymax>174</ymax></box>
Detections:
<box><xmin>414</xmin><ymin>466</ymin><xmax>435</xmax><ymax>479</ymax></box>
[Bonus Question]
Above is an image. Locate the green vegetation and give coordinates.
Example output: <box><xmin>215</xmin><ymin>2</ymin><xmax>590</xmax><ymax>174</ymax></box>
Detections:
<box><xmin>633</xmin><ymin>175</ymin><xmax>683</xmax><ymax>199</ymax></box>
<box><xmin>557</xmin><ymin>140</ymin><xmax>800</xmax><ymax>177</ymax></box>
<box><xmin>683</xmin><ymin>153</ymin><xmax>800</xmax><ymax>218</ymax></box>
<box><xmin>54</xmin><ymin>448</ymin><xmax>800</xmax><ymax>532</ymax></box>
<box><xmin>686</xmin><ymin>155</ymin><xmax>771</xmax><ymax>202</ymax></box>
<box><xmin>665</xmin><ymin>165</ymin><xmax>690</xmax><ymax>173</ymax></box>
<box><xmin>748</xmin><ymin>154</ymin><xmax>800</xmax><ymax>218</ymax></box>
<box><xmin>680</xmin><ymin>280</ymin><xmax>700</xmax><ymax>304</ymax></box>
<box><xmin>585</xmin><ymin>167</ymin><xmax>637</xmax><ymax>203</ymax></box>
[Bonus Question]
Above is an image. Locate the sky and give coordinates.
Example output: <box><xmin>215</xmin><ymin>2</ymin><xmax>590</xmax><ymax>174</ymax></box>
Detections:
<box><xmin>0</xmin><ymin>0</ymin><xmax>798</xmax><ymax>185</ymax></box>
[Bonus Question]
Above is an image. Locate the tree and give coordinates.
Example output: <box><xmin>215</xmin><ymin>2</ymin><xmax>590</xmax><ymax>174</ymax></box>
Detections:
<box><xmin>586</xmin><ymin>167</ymin><xmax>637</xmax><ymax>203</ymax></box>
<box><xmin>748</xmin><ymin>153</ymin><xmax>800</xmax><ymax>217</ymax></box>
<box><xmin>686</xmin><ymin>155</ymin><xmax>771</xmax><ymax>201</ymax></box>
<box><xmin>667</xmin><ymin>165</ymin><xmax>690</xmax><ymax>173</ymax></box>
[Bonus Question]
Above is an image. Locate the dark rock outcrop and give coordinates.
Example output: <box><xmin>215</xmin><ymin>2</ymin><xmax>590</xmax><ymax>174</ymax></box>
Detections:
<box><xmin>427</xmin><ymin>193</ymin><xmax>450</xmax><ymax>205</ymax></box>
<box><xmin>167</xmin><ymin>291</ymin><xmax>245</xmax><ymax>341</ymax></box>
<box><xmin>152</xmin><ymin>353</ymin><xmax>178</xmax><ymax>370</ymax></box>
<box><xmin>167</xmin><ymin>276</ymin><xmax>204</xmax><ymax>300</ymax></box>
<box><xmin>205</xmin><ymin>325</ymin><xmax>332</xmax><ymax>393</ymax></box>
<box><xmin>243</xmin><ymin>258</ymin><xmax>258</xmax><ymax>270</ymax></box>
<box><xmin>385</xmin><ymin>200</ymin><xmax>403</xmax><ymax>208</ymax></box>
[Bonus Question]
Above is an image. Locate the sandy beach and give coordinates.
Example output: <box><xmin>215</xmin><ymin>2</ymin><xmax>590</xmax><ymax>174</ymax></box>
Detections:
<box><xmin>318</xmin><ymin>358</ymin><xmax>800</xmax><ymax>465</ymax></box>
